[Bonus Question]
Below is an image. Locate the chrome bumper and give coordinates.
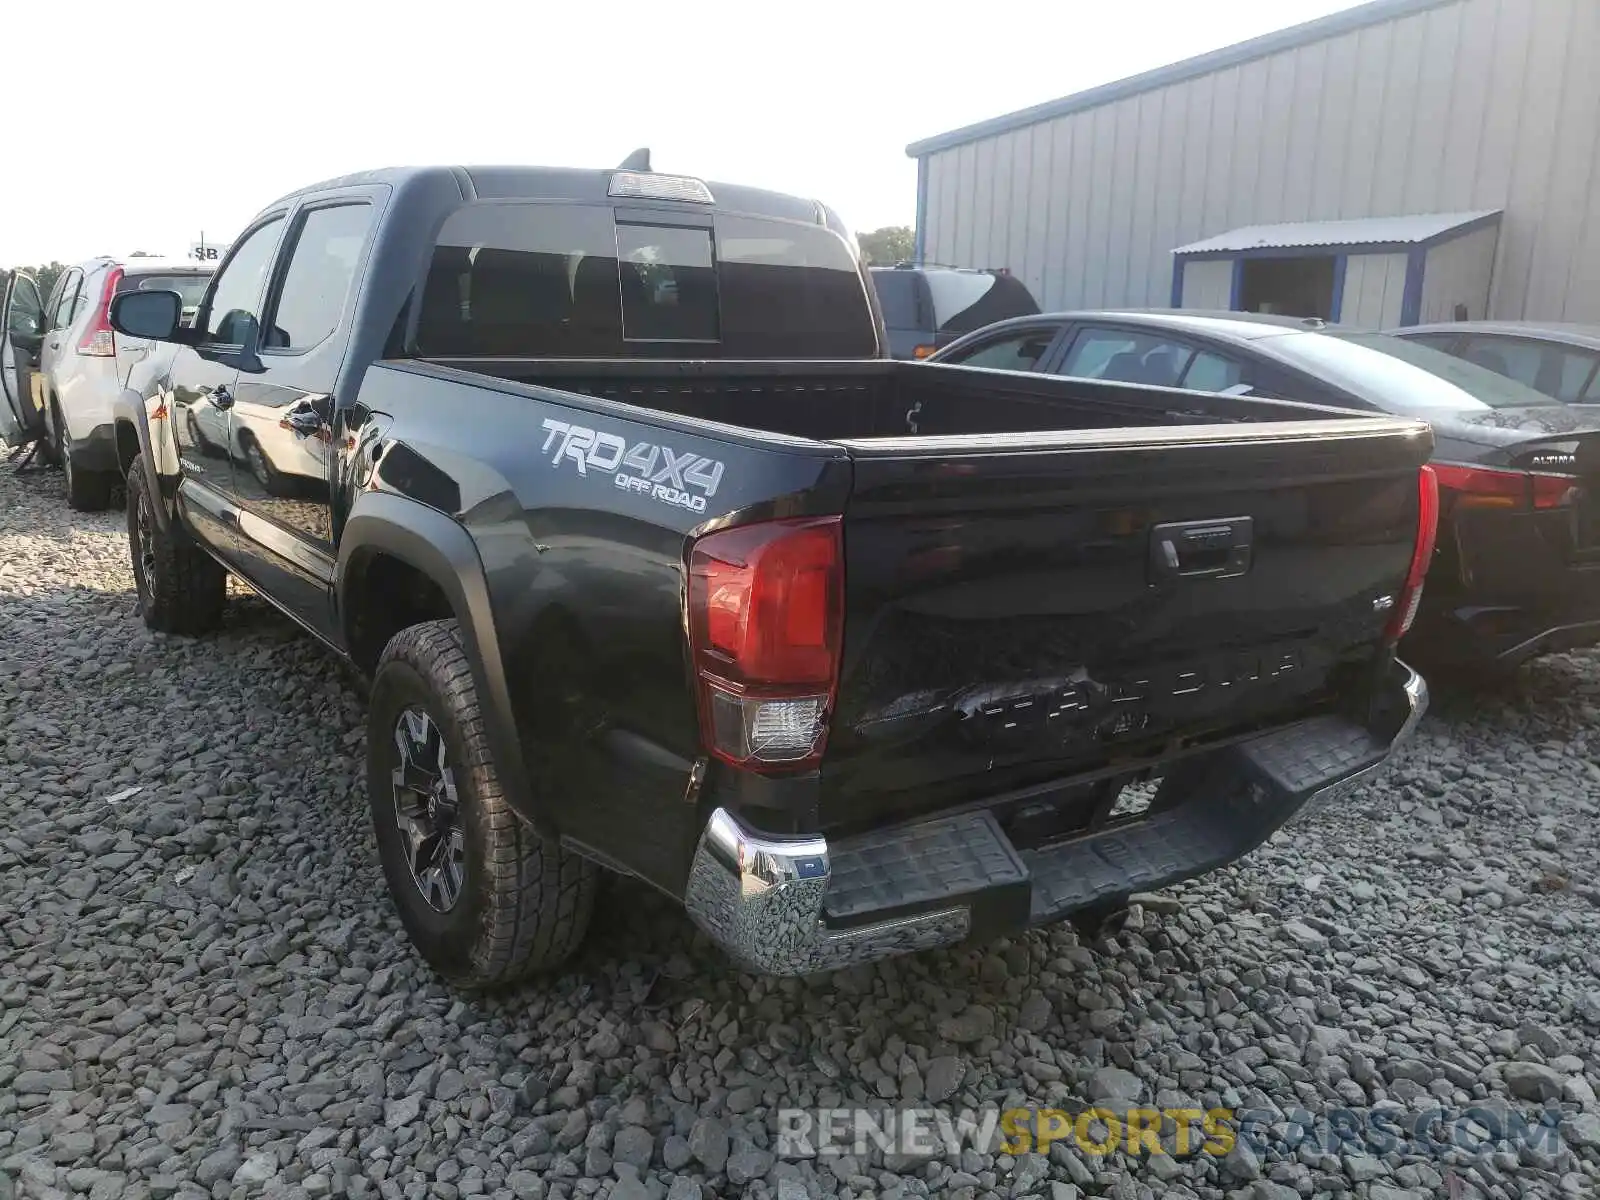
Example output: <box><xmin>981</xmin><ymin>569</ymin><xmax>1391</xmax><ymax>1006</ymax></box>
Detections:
<box><xmin>682</xmin><ymin>809</ymin><xmax>970</xmax><ymax>976</ymax></box>
<box><xmin>683</xmin><ymin>661</ymin><xmax>1429</xmax><ymax>977</ymax></box>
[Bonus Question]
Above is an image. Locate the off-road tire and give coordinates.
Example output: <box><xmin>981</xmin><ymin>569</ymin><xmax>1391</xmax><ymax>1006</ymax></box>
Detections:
<box><xmin>126</xmin><ymin>452</ymin><xmax>226</xmax><ymax>634</ymax></box>
<box><xmin>368</xmin><ymin>619</ymin><xmax>598</xmax><ymax>987</ymax></box>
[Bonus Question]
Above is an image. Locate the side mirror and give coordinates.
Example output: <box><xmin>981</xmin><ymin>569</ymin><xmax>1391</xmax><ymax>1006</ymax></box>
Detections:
<box><xmin>109</xmin><ymin>289</ymin><xmax>185</xmax><ymax>342</ymax></box>
<box><xmin>8</xmin><ymin>311</ymin><xmax>39</xmax><ymax>338</ymax></box>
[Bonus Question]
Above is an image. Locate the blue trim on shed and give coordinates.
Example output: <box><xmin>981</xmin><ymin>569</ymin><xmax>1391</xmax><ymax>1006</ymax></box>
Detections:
<box><xmin>1228</xmin><ymin>260</ymin><xmax>1245</xmax><ymax>311</ymax></box>
<box><xmin>913</xmin><ymin>157</ymin><xmax>928</xmax><ymax>263</ymax></box>
<box><xmin>907</xmin><ymin>0</ymin><xmax>1456</xmax><ymax>158</ymax></box>
<box><xmin>1400</xmin><ymin>247</ymin><xmax>1427</xmax><ymax>326</ymax></box>
<box><xmin>1170</xmin><ymin>258</ymin><xmax>1185</xmax><ymax>307</ymax></box>
<box><xmin>1330</xmin><ymin>256</ymin><xmax>1348</xmax><ymax>322</ymax></box>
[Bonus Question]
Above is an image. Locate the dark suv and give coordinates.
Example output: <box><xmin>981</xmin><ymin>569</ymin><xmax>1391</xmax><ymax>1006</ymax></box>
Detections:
<box><xmin>871</xmin><ymin>264</ymin><xmax>1039</xmax><ymax>359</ymax></box>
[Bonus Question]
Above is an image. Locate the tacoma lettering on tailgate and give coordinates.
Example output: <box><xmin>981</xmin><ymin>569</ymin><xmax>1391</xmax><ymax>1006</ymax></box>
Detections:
<box><xmin>541</xmin><ymin>418</ymin><xmax>725</xmax><ymax>513</ymax></box>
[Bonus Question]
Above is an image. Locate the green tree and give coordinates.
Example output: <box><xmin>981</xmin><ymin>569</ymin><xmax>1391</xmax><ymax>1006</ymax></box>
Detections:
<box><xmin>32</xmin><ymin>262</ymin><xmax>65</xmax><ymax>304</ymax></box>
<box><xmin>857</xmin><ymin>226</ymin><xmax>915</xmax><ymax>266</ymax></box>
<box><xmin>3</xmin><ymin>262</ymin><xmax>66</xmax><ymax>306</ymax></box>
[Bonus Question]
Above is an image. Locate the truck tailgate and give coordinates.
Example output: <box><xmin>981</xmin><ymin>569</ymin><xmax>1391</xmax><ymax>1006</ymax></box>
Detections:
<box><xmin>822</xmin><ymin>416</ymin><xmax>1432</xmax><ymax>831</ymax></box>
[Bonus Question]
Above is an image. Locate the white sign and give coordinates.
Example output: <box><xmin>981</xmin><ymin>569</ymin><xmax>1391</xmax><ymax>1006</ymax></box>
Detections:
<box><xmin>190</xmin><ymin>242</ymin><xmax>230</xmax><ymax>262</ymax></box>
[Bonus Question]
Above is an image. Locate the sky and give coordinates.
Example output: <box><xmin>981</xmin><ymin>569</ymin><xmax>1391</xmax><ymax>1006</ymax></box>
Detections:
<box><xmin>1</xmin><ymin>0</ymin><xmax>1363</xmax><ymax>267</ymax></box>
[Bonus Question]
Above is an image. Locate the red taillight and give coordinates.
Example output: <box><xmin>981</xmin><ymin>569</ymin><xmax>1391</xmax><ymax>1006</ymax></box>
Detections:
<box><xmin>77</xmin><ymin>267</ymin><xmax>124</xmax><ymax>357</ymax></box>
<box><xmin>688</xmin><ymin>516</ymin><xmax>843</xmax><ymax>772</ymax></box>
<box><xmin>1385</xmin><ymin>465</ymin><xmax>1439</xmax><ymax>643</ymax></box>
<box><xmin>1431</xmin><ymin>461</ymin><xmax>1579</xmax><ymax>511</ymax></box>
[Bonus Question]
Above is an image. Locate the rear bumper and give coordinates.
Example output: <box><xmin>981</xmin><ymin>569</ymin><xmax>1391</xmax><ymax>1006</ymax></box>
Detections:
<box><xmin>684</xmin><ymin>661</ymin><xmax>1427</xmax><ymax>976</ymax></box>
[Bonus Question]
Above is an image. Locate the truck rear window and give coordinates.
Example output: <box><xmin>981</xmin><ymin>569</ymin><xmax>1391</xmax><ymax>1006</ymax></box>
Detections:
<box><xmin>415</xmin><ymin>202</ymin><xmax>877</xmax><ymax>359</ymax></box>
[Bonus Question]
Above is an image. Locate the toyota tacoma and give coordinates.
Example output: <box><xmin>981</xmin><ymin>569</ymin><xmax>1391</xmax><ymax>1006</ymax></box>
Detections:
<box><xmin>104</xmin><ymin>158</ymin><xmax>1435</xmax><ymax>984</ymax></box>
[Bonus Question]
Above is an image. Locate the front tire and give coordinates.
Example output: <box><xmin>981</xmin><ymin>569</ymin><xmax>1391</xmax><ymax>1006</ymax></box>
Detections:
<box><xmin>126</xmin><ymin>453</ymin><xmax>226</xmax><ymax>634</ymax></box>
<box><xmin>368</xmin><ymin>620</ymin><xmax>597</xmax><ymax>987</ymax></box>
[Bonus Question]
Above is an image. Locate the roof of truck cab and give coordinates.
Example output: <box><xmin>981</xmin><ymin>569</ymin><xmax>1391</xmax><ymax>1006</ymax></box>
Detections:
<box><xmin>259</xmin><ymin>165</ymin><xmax>835</xmax><ymax>227</ymax></box>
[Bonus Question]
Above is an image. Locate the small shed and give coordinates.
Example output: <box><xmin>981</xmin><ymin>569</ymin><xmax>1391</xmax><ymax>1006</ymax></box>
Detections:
<box><xmin>1170</xmin><ymin>210</ymin><xmax>1502</xmax><ymax>328</ymax></box>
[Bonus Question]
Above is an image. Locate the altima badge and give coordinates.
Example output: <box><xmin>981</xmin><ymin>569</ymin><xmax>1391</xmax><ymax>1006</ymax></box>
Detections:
<box><xmin>1373</xmin><ymin>595</ymin><xmax>1396</xmax><ymax>612</ymax></box>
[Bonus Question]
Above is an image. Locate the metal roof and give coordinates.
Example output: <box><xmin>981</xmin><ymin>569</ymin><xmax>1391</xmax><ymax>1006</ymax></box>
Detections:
<box><xmin>906</xmin><ymin>0</ymin><xmax>1457</xmax><ymax>158</ymax></box>
<box><xmin>1172</xmin><ymin>211</ymin><xmax>1502</xmax><ymax>256</ymax></box>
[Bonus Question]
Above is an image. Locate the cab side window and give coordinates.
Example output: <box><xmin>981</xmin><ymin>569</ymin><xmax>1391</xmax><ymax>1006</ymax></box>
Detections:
<box><xmin>202</xmin><ymin>219</ymin><xmax>285</xmax><ymax>347</ymax></box>
<box><xmin>264</xmin><ymin>204</ymin><xmax>375</xmax><ymax>351</ymax></box>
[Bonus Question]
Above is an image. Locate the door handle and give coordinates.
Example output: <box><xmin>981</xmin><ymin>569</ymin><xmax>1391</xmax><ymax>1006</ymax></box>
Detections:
<box><xmin>211</xmin><ymin>386</ymin><xmax>234</xmax><ymax>411</ymax></box>
<box><xmin>48</xmin><ymin>340</ymin><xmax>59</xmax><ymax>350</ymax></box>
<box><xmin>1148</xmin><ymin>517</ymin><xmax>1254</xmax><ymax>583</ymax></box>
<box><xmin>283</xmin><ymin>407</ymin><xmax>323</xmax><ymax>438</ymax></box>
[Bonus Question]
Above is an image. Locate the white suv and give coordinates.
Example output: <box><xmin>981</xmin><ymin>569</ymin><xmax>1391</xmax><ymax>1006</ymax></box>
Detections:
<box><xmin>33</xmin><ymin>257</ymin><xmax>213</xmax><ymax>508</ymax></box>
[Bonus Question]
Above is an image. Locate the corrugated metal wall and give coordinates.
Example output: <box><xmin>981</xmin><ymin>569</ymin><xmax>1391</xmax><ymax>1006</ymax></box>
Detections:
<box><xmin>1342</xmin><ymin>253</ymin><xmax>1412</xmax><ymax>328</ymax></box>
<box><xmin>1180</xmin><ymin>261</ymin><xmax>1233</xmax><ymax>309</ymax></box>
<box><xmin>918</xmin><ymin>0</ymin><xmax>1600</xmax><ymax>322</ymax></box>
<box><xmin>1420</xmin><ymin>224</ymin><xmax>1499</xmax><ymax>322</ymax></box>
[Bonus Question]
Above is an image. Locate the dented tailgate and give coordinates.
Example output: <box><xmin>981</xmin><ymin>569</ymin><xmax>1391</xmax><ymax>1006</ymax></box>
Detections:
<box><xmin>818</xmin><ymin>416</ymin><xmax>1433</xmax><ymax>831</ymax></box>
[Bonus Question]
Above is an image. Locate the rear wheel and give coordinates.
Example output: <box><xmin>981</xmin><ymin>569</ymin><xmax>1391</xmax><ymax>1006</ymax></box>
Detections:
<box><xmin>57</xmin><ymin>403</ymin><xmax>114</xmax><ymax>511</ymax></box>
<box><xmin>368</xmin><ymin>619</ymin><xmax>598</xmax><ymax>987</ymax></box>
<box><xmin>126</xmin><ymin>453</ymin><xmax>226</xmax><ymax>634</ymax></box>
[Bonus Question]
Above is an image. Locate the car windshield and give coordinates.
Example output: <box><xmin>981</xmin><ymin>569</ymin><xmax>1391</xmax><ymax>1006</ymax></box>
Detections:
<box><xmin>124</xmin><ymin>273</ymin><xmax>213</xmax><ymax>308</ymax></box>
<box><xmin>1269</xmin><ymin>330</ymin><xmax>1556</xmax><ymax>412</ymax></box>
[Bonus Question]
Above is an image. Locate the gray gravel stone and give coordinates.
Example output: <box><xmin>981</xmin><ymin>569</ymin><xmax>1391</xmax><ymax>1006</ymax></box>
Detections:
<box><xmin>938</xmin><ymin>1005</ymin><xmax>997</xmax><ymax>1043</ymax></box>
<box><xmin>924</xmin><ymin>1056</ymin><xmax>965</xmax><ymax>1102</ymax></box>
<box><xmin>612</xmin><ymin>1125</ymin><xmax>654</xmax><ymax>1172</ymax></box>
<box><xmin>726</xmin><ymin>1147</ymin><xmax>773</xmax><ymax>1186</ymax></box>
<box><xmin>687</xmin><ymin>1117</ymin><xmax>728</xmax><ymax>1174</ymax></box>
<box><xmin>1503</xmin><ymin>1061</ymin><xmax>1565</xmax><ymax>1101</ymax></box>
<box><xmin>1088</xmin><ymin>1066</ymin><xmax>1142</xmax><ymax>1102</ymax></box>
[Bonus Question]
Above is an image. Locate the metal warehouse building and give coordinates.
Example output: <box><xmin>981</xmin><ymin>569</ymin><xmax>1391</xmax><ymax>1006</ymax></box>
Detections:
<box><xmin>907</xmin><ymin>0</ymin><xmax>1600</xmax><ymax>326</ymax></box>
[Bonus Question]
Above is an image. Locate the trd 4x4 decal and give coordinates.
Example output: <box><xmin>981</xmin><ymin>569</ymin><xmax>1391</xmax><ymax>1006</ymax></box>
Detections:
<box><xmin>541</xmin><ymin>418</ymin><xmax>725</xmax><ymax>514</ymax></box>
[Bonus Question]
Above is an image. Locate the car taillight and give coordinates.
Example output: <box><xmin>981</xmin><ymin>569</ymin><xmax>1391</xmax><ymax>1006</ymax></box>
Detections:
<box><xmin>77</xmin><ymin>267</ymin><xmax>124</xmax><ymax>357</ymax></box>
<box><xmin>1430</xmin><ymin>461</ymin><xmax>1579</xmax><ymax>511</ymax></box>
<box><xmin>1385</xmin><ymin>465</ymin><xmax>1439</xmax><ymax>644</ymax></box>
<box><xmin>687</xmin><ymin>516</ymin><xmax>843</xmax><ymax>772</ymax></box>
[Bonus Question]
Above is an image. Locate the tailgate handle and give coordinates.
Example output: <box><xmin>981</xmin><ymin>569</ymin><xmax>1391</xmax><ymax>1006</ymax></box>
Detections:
<box><xmin>1149</xmin><ymin>517</ymin><xmax>1253</xmax><ymax>583</ymax></box>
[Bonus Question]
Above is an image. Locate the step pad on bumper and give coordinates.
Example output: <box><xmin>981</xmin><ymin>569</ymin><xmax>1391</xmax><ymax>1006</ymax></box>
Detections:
<box><xmin>824</xmin><ymin>811</ymin><xmax>1026</xmax><ymax>922</ymax></box>
<box><xmin>821</xmin><ymin>716</ymin><xmax>1392</xmax><ymax>931</ymax></box>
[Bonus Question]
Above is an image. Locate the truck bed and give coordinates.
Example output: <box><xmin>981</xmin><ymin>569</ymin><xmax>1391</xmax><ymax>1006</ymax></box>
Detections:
<box><xmin>448</xmin><ymin>356</ymin><xmax>1372</xmax><ymax>443</ymax></box>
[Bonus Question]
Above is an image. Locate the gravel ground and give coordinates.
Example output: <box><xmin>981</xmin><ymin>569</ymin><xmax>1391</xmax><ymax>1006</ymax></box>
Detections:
<box><xmin>2</xmin><ymin>452</ymin><xmax>1598</xmax><ymax>1200</ymax></box>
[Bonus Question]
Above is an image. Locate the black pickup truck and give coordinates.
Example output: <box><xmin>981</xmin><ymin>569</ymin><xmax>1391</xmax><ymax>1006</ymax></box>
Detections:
<box><xmin>105</xmin><ymin>160</ymin><xmax>1435</xmax><ymax>985</ymax></box>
